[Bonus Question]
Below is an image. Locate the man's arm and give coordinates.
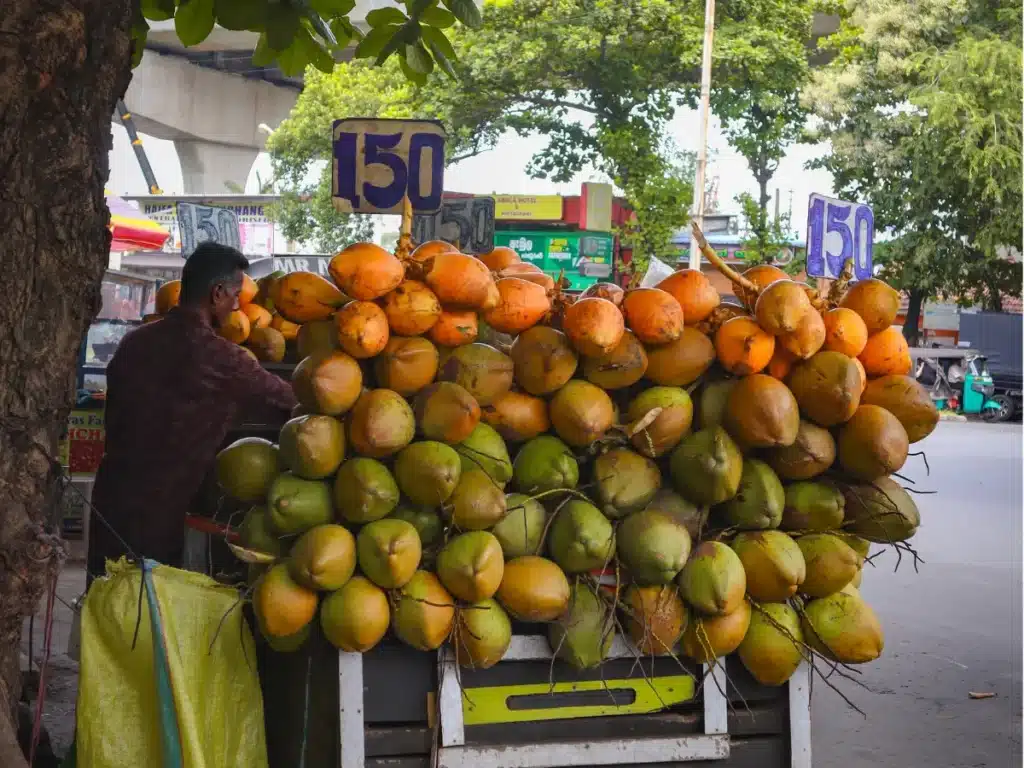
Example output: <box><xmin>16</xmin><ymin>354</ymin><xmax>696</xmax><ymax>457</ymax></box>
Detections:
<box><xmin>212</xmin><ymin>339</ymin><xmax>298</xmax><ymax>412</ymax></box>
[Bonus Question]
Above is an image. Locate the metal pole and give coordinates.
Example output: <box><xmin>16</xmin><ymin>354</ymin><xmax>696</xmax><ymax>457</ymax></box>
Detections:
<box><xmin>688</xmin><ymin>0</ymin><xmax>716</xmax><ymax>270</ymax></box>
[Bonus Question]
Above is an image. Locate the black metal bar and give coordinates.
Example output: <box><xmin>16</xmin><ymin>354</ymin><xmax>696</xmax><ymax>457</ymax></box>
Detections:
<box><xmin>116</xmin><ymin>99</ymin><xmax>162</xmax><ymax>194</ymax></box>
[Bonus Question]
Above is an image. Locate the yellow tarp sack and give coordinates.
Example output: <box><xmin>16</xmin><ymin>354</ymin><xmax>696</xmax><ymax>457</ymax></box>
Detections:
<box><xmin>76</xmin><ymin>558</ymin><xmax>268</xmax><ymax>768</ymax></box>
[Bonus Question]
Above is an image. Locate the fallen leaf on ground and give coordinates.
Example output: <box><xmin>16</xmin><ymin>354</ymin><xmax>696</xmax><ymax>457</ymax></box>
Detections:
<box><xmin>968</xmin><ymin>692</ymin><xmax>996</xmax><ymax>700</ymax></box>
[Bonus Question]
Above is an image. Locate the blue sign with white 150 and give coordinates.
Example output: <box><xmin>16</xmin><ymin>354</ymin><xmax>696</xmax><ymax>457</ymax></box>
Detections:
<box><xmin>332</xmin><ymin>118</ymin><xmax>446</xmax><ymax>215</ymax></box>
<box><xmin>806</xmin><ymin>194</ymin><xmax>874</xmax><ymax>281</ymax></box>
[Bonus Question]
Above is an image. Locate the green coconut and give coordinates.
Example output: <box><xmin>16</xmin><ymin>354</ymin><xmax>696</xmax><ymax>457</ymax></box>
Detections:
<box><xmin>439</xmin><ymin>343</ymin><xmax>514</xmax><ymax>406</ymax></box>
<box><xmin>320</xmin><ymin>575</ymin><xmax>390</xmax><ymax>653</ymax></box>
<box><xmin>616</xmin><ymin>510</ymin><xmax>692</xmax><ymax>585</ymax></box>
<box><xmin>644</xmin><ymin>489</ymin><xmax>709</xmax><ymax>541</ymax></box>
<box><xmin>236</xmin><ymin>506</ymin><xmax>282</xmax><ymax>556</ymax></box>
<box><xmin>390</xmin><ymin>504</ymin><xmax>444</xmax><ymax>548</ymax></box>
<box><xmin>456</xmin><ymin>423</ymin><xmax>513</xmax><ymax>486</ymax></box>
<box><xmin>288</xmin><ymin>524</ymin><xmax>357</xmax><ymax>591</ymax></box>
<box><xmin>697</xmin><ymin>378</ymin><xmax>738</xmax><ymax>430</ymax></box>
<box><xmin>763</xmin><ymin>420</ymin><xmax>836</xmax><ymax>481</ymax></box>
<box><xmin>592</xmin><ymin>448</ymin><xmax>662</xmax><ymax>519</ymax></box>
<box><xmin>436</xmin><ymin>531</ymin><xmax>505</xmax><ymax>603</ymax></box>
<box><xmin>797</xmin><ymin>533</ymin><xmax>861</xmax><ymax>598</ymax></box>
<box><xmin>841</xmin><ymin>476</ymin><xmax>920</xmax><ymax>543</ymax></box>
<box><xmin>781</xmin><ymin>481</ymin><xmax>845</xmax><ymax>532</ymax></box>
<box><xmin>278</xmin><ymin>414</ymin><xmax>346</xmax><ymax>480</ymax></box>
<box><xmin>676</xmin><ymin>541</ymin><xmax>747</xmax><ymax>616</ymax></box>
<box><xmin>264</xmin><ymin>624</ymin><xmax>311</xmax><ymax>653</ymax></box>
<box><xmin>413</xmin><ymin>382</ymin><xmax>481</xmax><ymax>444</ymax></box>
<box><xmin>333</xmin><ymin>457</ymin><xmax>400</xmax><ymax>524</ymax></box>
<box><xmin>737</xmin><ymin>603</ymin><xmax>804</xmax><ymax>686</ymax></box>
<box><xmin>454</xmin><ymin>598</ymin><xmax>512</xmax><ymax>669</ymax></box>
<box><xmin>626</xmin><ymin>386</ymin><xmax>694</xmax><ymax>458</ymax></box>
<box><xmin>447</xmin><ymin>468</ymin><xmax>508</xmax><ymax>531</ymax></box>
<box><xmin>715</xmin><ymin>459</ymin><xmax>784</xmax><ymax>530</ymax></box>
<box><xmin>392</xmin><ymin>571</ymin><xmax>456</xmax><ymax>651</ymax></box>
<box><xmin>395</xmin><ymin>441</ymin><xmax>463</xmax><ymax>506</ymax></box>
<box><xmin>216</xmin><ymin>437</ymin><xmax>279</xmax><ymax>502</ymax></box>
<box><xmin>356</xmin><ymin>519</ymin><xmax>422</xmax><ymax>589</ymax></box>
<box><xmin>622</xmin><ymin>585</ymin><xmax>688</xmax><ymax>656</ymax></box>
<box><xmin>548</xmin><ymin>583</ymin><xmax>615</xmax><ymax>670</ymax></box>
<box><xmin>512</xmin><ymin>435</ymin><xmax>579</xmax><ymax>493</ymax></box>
<box><xmin>266</xmin><ymin>472</ymin><xmax>334</xmax><ymax>535</ymax></box>
<box><xmin>730</xmin><ymin>530</ymin><xmax>806</xmax><ymax>603</ymax></box>
<box><xmin>547</xmin><ymin>500</ymin><xmax>616</xmax><ymax>573</ymax></box>
<box><xmin>492</xmin><ymin>494</ymin><xmax>547</xmax><ymax>558</ymax></box>
<box><xmin>844</xmin><ymin>535</ymin><xmax>871</xmax><ymax>562</ymax></box>
<box><xmin>801</xmin><ymin>590</ymin><xmax>884</xmax><ymax>664</ymax></box>
<box><xmin>669</xmin><ymin>427</ymin><xmax>744</xmax><ymax>506</ymax></box>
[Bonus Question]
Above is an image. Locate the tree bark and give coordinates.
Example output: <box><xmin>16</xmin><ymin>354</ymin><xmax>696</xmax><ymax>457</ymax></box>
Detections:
<box><xmin>902</xmin><ymin>289</ymin><xmax>924</xmax><ymax>346</ymax></box>
<box><xmin>0</xmin><ymin>2</ymin><xmax>133</xmax><ymax>764</ymax></box>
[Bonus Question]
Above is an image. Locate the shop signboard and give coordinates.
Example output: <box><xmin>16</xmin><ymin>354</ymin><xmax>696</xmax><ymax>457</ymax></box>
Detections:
<box><xmin>128</xmin><ymin>196</ymin><xmax>276</xmax><ymax>257</ymax></box>
<box><xmin>494</xmin><ymin>231</ymin><xmax>614</xmax><ymax>291</ymax></box>
<box><xmin>493</xmin><ymin>195</ymin><xmax>563</xmax><ymax>221</ymax></box>
<box><xmin>61</xmin><ymin>409</ymin><xmax>106</xmax><ymax>478</ymax></box>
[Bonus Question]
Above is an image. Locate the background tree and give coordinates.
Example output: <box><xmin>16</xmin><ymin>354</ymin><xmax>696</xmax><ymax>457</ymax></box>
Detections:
<box><xmin>804</xmin><ymin>0</ymin><xmax>1022</xmax><ymax>341</ymax></box>
<box><xmin>269</xmin><ymin>0</ymin><xmax>817</xmax><ymax>258</ymax></box>
<box><xmin>0</xmin><ymin>2</ymin><xmax>477</xmax><ymax>764</ymax></box>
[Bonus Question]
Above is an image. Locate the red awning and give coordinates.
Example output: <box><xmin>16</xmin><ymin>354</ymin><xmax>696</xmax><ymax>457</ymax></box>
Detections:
<box><xmin>107</xmin><ymin>194</ymin><xmax>169</xmax><ymax>252</ymax></box>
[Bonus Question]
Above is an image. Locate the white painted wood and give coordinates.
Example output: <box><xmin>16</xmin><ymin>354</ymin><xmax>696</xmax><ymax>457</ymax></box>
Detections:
<box><xmin>788</xmin><ymin>660</ymin><xmax>812</xmax><ymax>768</ymax></box>
<box><xmin>437</xmin><ymin>735</ymin><xmax>730</xmax><ymax>768</ymax></box>
<box><xmin>438</xmin><ymin>648</ymin><xmax>466</xmax><ymax>748</ymax></box>
<box><xmin>503</xmin><ymin>634</ymin><xmax>640</xmax><ymax>661</ymax></box>
<box><xmin>702</xmin><ymin>663</ymin><xmax>728</xmax><ymax>735</ymax></box>
<box><xmin>338</xmin><ymin>651</ymin><xmax>365</xmax><ymax>768</ymax></box>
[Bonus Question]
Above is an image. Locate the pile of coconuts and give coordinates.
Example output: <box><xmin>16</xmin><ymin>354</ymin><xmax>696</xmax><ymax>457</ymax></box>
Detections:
<box><xmin>215</xmin><ymin>225</ymin><xmax>936</xmax><ymax>688</ymax></box>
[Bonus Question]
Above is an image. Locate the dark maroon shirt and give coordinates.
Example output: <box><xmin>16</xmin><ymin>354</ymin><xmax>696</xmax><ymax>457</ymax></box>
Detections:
<box><xmin>87</xmin><ymin>307</ymin><xmax>296</xmax><ymax>578</ymax></box>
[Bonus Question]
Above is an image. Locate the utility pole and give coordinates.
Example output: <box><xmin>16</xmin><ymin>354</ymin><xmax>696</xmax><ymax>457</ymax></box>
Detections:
<box><xmin>774</xmin><ymin>187</ymin><xmax>780</xmax><ymax>224</ymax></box>
<box><xmin>688</xmin><ymin>0</ymin><xmax>716</xmax><ymax>270</ymax></box>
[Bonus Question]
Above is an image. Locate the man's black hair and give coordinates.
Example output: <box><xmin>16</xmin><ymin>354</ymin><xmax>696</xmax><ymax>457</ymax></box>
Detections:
<box><xmin>179</xmin><ymin>242</ymin><xmax>250</xmax><ymax>305</ymax></box>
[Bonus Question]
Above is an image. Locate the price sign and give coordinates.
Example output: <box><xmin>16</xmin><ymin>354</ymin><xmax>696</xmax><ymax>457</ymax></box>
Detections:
<box><xmin>806</xmin><ymin>194</ymin><xmax>874</xmax><ymax>281</ymax></box>
<box><xmin>332</xmin><ymin>118</ymin><xmax>446</xmax><ymax>215</ymax></box>
<box><xmin>412</xmin><ymin>196</ymin><xmax>496</xmax><ymax>254</ymax></box>
<box><xmin>177</xmin><ymin>203</ymin><xmax>241</xmax><ymax>258</ymax></box>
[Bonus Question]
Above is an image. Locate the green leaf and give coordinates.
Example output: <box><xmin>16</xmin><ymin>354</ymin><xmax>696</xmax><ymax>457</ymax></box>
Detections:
<box><xmin>442</xmin><ymin>0</ymin><xmax>481</xmax><ymax>29</ymax></box>
<box><xmin>405</xmin><ymin>41</ymin><xmax>434</xmax><ymax>74</ymax></box>
<box><xmin>251</xmin><ymin>32</ymin><xmax>275</xmax><ymax>66</ymax></box>
<box><xmin>399</xmin><ymin>53</ymin><xmax>428</xmax><ymax>85</ymax></box>
<box><xmin>141</xmin><ymin>0</ymin><xmax>176</xmax><ymax>22</ymax></box>
<box><xmin>366</xmin><ymin>7</ymin><xmax>408</xmax><ymax>27</ymax></box>
<box><xmin>419</xmin><ymin>6</ymin><xmax>456</xmax><ymax>28</ymax></box>
<box><xmin>276</xmin><ymin>37</ymin><xmax>310</xmax><ymax>77</ymax></box>
<box><xmin>266</xmin><ymin>2</ymin><xmax>302</xmax><ymax>51</ymax></box>
<box><xmin>375</xmin><ymin>22</ymin><xmax>418</xmax><ymax>65</ymax></box>
<box><xmin>298</xmin><ymin>26</ymin><xmax>336</xmax><ymax>73</ymax></box>
<box><xmin>329</xmin><ymin>17</ymin><xmax>357</xmax><ymax>47</ymax></box>
<box><xmin>423</xmin><ymin>37</ymin><xmax>457</xmax><ymax>79</ymax></box>
<box><xmin>311</xmin><ymin>0</ymin><xmax>356</xmax><ymax>15</ymax></box>
<box><xmin>421</xmin><ymin>25</ymin><xmax>455</xmax><ymax>62</ymax></box>
<box><xmin>131</xmin><ymin>16</ymin><xmax>149</xmax><ymax>67</ymax></box>
<box><xmin>355</xmin><ymin>23</ymin><xmax>400</xmax><ymax>58</ymax></box>
<box><xmin>174</xmin><ymin>0</ymin><xmax>216</xmax><ymax>47</ymax></box>
<box><xmin>214</xmin><ymin>0</ymin><xmax>268</xmax><ymax>31</ymax></box>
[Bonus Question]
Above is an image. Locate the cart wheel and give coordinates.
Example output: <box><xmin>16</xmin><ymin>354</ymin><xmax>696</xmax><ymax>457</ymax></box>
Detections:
<box><xmin>983</xmin><ymin>395</ymin><xmax>1014</xmax><ymax>423</ymax></box>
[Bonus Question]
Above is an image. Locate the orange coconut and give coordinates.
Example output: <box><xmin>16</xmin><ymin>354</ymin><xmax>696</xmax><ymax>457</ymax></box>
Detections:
<box><xmin>714</xmin><ymin>316</ymin><xmax>775</xmax><ymax>375</ymax></box>
<box><xmin>657</xmin><ymin>269</ymin><xmax>720</xmax><ymax>325</ymax></box>
<box><xmin>329</xmin><ymin>242</ymin><xmax>405</xmax><ymax>301</ymax></box>
<box><xmin>621</xmin><ymin>288</ymin><xmax>685</xmax><ymax>345</ymax></box>
<box><xmin>335</xmin><ymin>301</ymin><xmax>390</xmax><ymax>359</ymax></box>
<box><xmin>425</xmin><ymin>252</ymin><xmax>496</xmax><ymax>310</ymax></box>
<box><xmin>563</xmin><ymin>297</ymin><xmax>625</xmax><ymax>357</ymax></box>
<box><xmin>480</xmin><ymin>246</ymin><xmax>522</xmax><ymax>272</ymax></box>
<box><xmin>483</xmin><ymin>278</ymin><xmax>551</xmax><ymax>334</ymax></box>
<box><xmin>859</xmin><ymin>327</ymin><xmax>912</xmax><ymax>377</ymax></box>
<box><xmin>429</xmin><ymin>309</ymin><xmax>479</xmax><ymax>348</ymax></box>
<box><xmin>823</xmin><ymin>308</ymin><xmax>869</xmax><ymax>358</ymax></box>
<box><xmin>381</xmin><ymin>280</ymin><xmax>442</xmax><ymax>336</ymax></box>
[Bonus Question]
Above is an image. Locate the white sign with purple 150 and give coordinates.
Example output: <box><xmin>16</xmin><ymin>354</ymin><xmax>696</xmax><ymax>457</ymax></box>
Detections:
<box><xmin>805</xmin><ymin>193</ymin><xmax>874</xmax><ymax>281</ymax></box>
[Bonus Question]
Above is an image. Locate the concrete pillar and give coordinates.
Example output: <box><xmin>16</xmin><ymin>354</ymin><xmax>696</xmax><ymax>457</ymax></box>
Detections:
<box><xmin>174</xmin><ymin>140</ymin><xmax>258</xmax><ymax>194</ymax></box>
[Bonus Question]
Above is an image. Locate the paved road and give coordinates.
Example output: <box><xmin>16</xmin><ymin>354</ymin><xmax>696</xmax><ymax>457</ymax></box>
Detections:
<box><xmin>814</xmin><ymin>421</ymin><xmax>1023</xmax><ymax>767</ymax></box>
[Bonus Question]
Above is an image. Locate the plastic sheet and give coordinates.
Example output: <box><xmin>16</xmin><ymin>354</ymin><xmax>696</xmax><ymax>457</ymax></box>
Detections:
<box><xmin>638</xmin><ymin>256</ymin><xmax>676</xmax><ymax>288</ymax></box>
<box><xmin>75</xmin><ymin>558</ymin><xmax>267</xmax><ymax>768</ymax></box>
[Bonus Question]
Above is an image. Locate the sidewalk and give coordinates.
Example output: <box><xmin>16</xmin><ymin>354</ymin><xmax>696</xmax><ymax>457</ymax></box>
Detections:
<box><xmin>20</xmin><ymin>544</ymin><xmax>87</xmax><ymax>761</ymax></box>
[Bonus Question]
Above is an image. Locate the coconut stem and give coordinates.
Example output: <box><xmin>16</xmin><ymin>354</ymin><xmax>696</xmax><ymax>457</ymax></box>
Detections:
<box><xmin>690</xmin><ymin>221</ymin><xmax>759</xmax><ymax>296</ymax></box>
<box><xmin>395</xmin><ymin>195</ymin><xmax>414</xmax><ymax>260</ymax></box>
<box><xmin>826</xmin><ymin>258</ymin><xmax>855</xmax><ymax>305</ymax></box>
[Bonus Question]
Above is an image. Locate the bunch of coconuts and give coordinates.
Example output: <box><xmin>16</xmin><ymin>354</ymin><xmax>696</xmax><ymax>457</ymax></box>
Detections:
<box><xmin>214</xmin><ymin>228</ymin><xmax>936</xmax><ymax>686</ymax></box>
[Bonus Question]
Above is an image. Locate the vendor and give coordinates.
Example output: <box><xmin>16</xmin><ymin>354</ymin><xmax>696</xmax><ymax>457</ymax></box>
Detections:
<box><xmin>87</xmin><ymin>242</ymin><xmax>297</xmax><ymax>582</ymax></box>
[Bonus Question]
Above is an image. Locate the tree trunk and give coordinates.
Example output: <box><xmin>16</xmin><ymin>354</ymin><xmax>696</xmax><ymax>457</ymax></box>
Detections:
<box><xmin>902</xmin><ymin>289</ymin><xmax>924</xmax><ymax>346</ymax></box>
<box><xmin>0</xmin><ymin>2</ymin><xmax>133</xmax><ymax>765</ymax></box>
<box><xmin>755</xmin><ymin>170</ymin><xmax>771</xmax><ymax>262</ymax></box>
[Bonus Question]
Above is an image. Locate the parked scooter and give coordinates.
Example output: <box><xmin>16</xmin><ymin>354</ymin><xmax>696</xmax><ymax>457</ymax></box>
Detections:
<box><xmin>912</xmin><ymin>348</ymin><xmax>1005</xmax><ymax>419</ymax></box>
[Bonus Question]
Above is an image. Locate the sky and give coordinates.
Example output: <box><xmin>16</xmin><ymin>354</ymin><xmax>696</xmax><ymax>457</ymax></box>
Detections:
<box><xmin>106</xmin><ymin>104</ymin><xmax>837</xmax><ymax>237</ymax></box>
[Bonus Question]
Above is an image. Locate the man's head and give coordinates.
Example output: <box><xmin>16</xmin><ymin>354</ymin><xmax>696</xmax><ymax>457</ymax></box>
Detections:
<box><xmin>179</xmin><ymin>243</ymin><xmax>250</xmax><ymax>327</ymax></box>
